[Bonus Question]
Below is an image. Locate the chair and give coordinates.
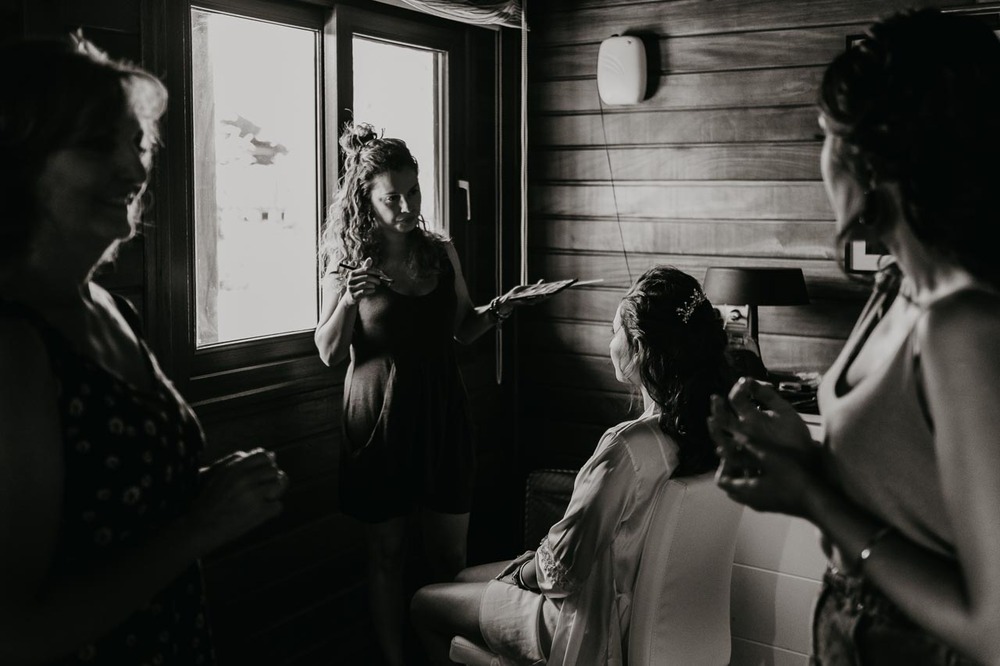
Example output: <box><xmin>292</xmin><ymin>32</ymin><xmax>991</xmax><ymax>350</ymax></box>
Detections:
<box><xmin>449</xmin><ymin>472</ymin><xmax>745</xmax><ymax>665</ymax></box>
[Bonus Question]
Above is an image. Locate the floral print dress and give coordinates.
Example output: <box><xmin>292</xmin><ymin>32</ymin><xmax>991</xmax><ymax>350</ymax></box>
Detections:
<box><xmin>2</xmin><ymin>295</ymin><xmax>215</xmax><ymax>666</ymax></box>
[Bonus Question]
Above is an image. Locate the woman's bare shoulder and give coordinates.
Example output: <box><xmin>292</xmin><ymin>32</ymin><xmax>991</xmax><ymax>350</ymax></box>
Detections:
<box><xmin>918</xmin><ymin>288</ymin><xmax>1000</xmax><ymax>381</ymax></box>
<box><xmin>921</xmin><ymin>288</ymin><xmax>1000</xmax><ymax>343</ymax></box>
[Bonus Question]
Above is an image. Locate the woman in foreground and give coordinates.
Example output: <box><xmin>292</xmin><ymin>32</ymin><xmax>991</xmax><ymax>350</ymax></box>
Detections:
<box><xmin>710</xmin><ymin>9</ymin><xmax>1000</xmax><ymax>665</ymax></box>
<box><xmin>0</xmin><ymin>36</ymin><xmax>287</xmax><ymax>665</ymax></box>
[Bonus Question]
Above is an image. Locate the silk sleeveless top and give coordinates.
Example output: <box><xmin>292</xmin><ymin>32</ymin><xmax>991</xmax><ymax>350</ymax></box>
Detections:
<box><xmin>817</xmin><ymin>273</ymin><xmax>954</xmax><ymax>557</ymax></box>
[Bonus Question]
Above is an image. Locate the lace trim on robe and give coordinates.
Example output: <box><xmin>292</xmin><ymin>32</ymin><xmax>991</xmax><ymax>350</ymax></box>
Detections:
<box><xmin>538</xmin><ymin>536</ymin><xmax>578</xmax><ymax>593</ymax></box>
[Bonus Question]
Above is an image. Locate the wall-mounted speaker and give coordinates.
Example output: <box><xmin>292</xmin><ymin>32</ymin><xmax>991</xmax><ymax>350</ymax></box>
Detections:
<box><xmin>597</xmin><ymin>35</ymin><xmax>647</xmax><ymax>105</ymax></box>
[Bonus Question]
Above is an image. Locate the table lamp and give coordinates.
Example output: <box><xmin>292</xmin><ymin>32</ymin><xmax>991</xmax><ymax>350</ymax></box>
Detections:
<box><xmin>702</xmin><ymin>267</ymin><xmax>809</xmax><ymax>377</ymax></box>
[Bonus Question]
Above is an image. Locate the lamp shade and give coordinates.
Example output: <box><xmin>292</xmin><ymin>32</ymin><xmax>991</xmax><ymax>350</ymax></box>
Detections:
<box><xmin>703</xmin><ymin>267</ymin><xmax>809</xmax><ymax>306</ymax></box>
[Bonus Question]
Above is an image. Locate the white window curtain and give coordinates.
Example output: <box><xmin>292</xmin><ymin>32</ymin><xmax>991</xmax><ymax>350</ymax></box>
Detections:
<box><xmin>399</xmin><ymin>0</ymin><xmax>523</xmax><ymax>29</ymax></box>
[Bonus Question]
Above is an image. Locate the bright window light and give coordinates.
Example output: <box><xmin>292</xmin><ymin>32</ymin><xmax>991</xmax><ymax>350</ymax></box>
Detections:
<box><xmin>191</xmin><ymin>8</ymin><xmax>319</xmax><ymax>347</ymax></box>
<box><xmin>353</xmin><ymin>36</ymin><xmax>446</xmax><ymax>232</ymax></box>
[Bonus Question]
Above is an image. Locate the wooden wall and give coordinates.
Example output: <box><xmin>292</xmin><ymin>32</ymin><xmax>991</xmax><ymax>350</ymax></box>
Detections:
<box><xmin>521</xmin><ymin>0</ymin><xmax>932</xmax><ymax>469</ymax></box>
<box><xmin>520</xmin><ymin>0</ymin><xmax>985</xmax><ymax>663</ymax></box>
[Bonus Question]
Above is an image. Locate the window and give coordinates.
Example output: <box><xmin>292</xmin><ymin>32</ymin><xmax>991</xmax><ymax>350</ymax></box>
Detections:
<box><xmin>352</xmin><ymin>36</ymin><xmax>446</xmax><ymax>232</ymax></box>
<box><xmin>154</xmin><ymin>0</ymin><xmax>507</xmax><ymax>397</ymax></box>
<box><xmin>191</xmin><ymin>7</ymin><xmax>320</xmax><ymax>347</ymax></box>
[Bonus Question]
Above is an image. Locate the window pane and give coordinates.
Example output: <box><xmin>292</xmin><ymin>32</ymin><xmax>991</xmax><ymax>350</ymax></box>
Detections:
<box><xmin>192</xmin><ymin>9</ymin><xmax>319</xmax><ymax>347</ymax></box>
<box><xmin>353</xmin><ymin>37</ymin><xmax>446</xmax><ymax>232</ymax></box>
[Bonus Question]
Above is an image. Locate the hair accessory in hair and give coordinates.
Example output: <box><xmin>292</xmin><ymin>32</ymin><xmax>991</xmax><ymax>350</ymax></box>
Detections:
<box><xmin>70</xmin><ymin>29</ymin><xmax>110</xmax><ymax>62</ymax></box>
<box><xmin>676</xmin><ymin>289</ymin><xmax>707</xmax><ymax>324</ymax></box>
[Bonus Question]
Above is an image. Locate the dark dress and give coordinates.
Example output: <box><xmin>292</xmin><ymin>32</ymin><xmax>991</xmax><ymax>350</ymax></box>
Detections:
<box><xmin>0</xmin><ymin>296</ymin><xmax>215</xmax><ymax>666</ymax></box>
<box><xmin>339</xmin><ymin>246</ymin><xmax>475</xmax><ymax>523</ymax></box>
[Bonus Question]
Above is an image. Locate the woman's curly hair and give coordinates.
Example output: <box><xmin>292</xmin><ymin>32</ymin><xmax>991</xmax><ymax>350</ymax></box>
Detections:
<box><xmin>320</xmin><ymin>122</ymin><xmax>445</xmax><ymax>283</ymax></box>
<box><xmin>617</xmin><ymin>266</ymin><xmax>732</xmax><ymax>477</ymax></box>
<box><xmin>0</xmin><ymin>33</ymin><xmax>166</xmax><ymax>271</ymax></box>
<box><xmin>819</xmin><ymin>9</ymin><xmax>1000</xmax><ymax>288</ymax></box>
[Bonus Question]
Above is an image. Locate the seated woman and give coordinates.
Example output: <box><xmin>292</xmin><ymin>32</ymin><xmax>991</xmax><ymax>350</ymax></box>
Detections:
<box><xmin>411</xmin><ymin>266</ymin><xmax>731</xmax><ymax>665</ymax></box>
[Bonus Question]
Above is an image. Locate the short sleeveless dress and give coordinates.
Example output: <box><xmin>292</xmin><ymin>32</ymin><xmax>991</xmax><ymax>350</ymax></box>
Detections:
<box><xmin>1</xmin><ymin>296</ymin><xmax>215</xmax><ymax>665</ymax></box>
<box><xmin>339</xmin><ymin>246</ymin><xmax>475</xmax><ymax>523</ymax></box>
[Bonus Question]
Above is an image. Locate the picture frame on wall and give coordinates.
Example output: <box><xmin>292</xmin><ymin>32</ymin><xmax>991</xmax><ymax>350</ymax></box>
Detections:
<box><xmin>845</xmin><ymin>240</ymin><xmax>889</xmax><ymax>273</ymax></box>
<box><xmin>842</xmin><ymin>6</ymin><xmax>1000</xmax><ymax>271</ymax></box>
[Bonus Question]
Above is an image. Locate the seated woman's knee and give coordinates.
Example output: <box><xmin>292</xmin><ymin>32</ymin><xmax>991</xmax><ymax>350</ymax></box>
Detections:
<box><xmin>410</xmin><ymin>583</ymin><xmax>449</xmax><ymax>630</ymax></box>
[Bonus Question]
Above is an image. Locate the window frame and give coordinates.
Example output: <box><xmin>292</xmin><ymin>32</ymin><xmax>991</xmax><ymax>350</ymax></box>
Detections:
<box><xmin>329</xmin><ymin>4</ymin><xmax>466</xmax><ymax>243</ymax></box>
<box><xmin>147</xmin><ymin>0</ymin><xmax>328</xmax><ymax>402</ymax></box>
<box><xmin>148</xmin><ymin>0</ymin><xmax>498</xmax><ymax>403</ymax></box>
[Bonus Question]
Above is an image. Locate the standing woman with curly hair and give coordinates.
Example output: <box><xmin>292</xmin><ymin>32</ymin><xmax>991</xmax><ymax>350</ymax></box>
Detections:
<box><xmin>710</xmin><ymin>9</ymin><xmax>1000</xmax><ymax>665</ymax></box>
<box><xmin>315</xmin><ymin>122</ymin><xmax>531</xmax><ymax>665</ymax></box>
<box><xmin>410</xmin><ymin>266</ymin><xmax>731</xmax><ymax>665</ymax></box>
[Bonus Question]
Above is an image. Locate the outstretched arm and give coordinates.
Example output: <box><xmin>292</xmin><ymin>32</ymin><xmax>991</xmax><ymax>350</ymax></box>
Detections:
<box><xmin>447</xmin><ymin>242</ymin><xmax>509</xmax><ymax>345</ymax></box>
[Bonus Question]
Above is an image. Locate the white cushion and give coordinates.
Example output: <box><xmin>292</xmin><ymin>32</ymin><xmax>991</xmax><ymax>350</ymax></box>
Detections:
<box><xmin>628</xmin><ymin>472</ymin><xmax>744</xmax><ymax>665</ymax></box>
<box><xmin>449</xmin><ymin>635</ymin><xmax>502</xmax><ymax>666</ymax></box>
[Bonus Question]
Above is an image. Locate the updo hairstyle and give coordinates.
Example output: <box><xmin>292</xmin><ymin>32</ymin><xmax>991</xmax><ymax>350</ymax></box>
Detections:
<box><xmin>321</xmin><ymin>121</ymin><xmax>444</xmax><ymax>281</ymax></box>
<box><xmin>617</xmin><ymin>266</ymin><xmax>731</xmax><ymax>476</ymax></box>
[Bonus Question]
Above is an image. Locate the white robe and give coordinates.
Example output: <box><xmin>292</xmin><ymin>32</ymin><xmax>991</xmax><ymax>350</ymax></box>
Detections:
<box><xmin>536</xmin><ymin>405</ymin><xmax>679</xmax><ymax>665</ymax></box>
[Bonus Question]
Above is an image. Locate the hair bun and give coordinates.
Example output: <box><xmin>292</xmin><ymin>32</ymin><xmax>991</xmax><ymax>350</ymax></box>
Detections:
<box><xmin>339</xmin><ymin>121</ymin><xmax>380</xmax><ymax>159</ymax></box>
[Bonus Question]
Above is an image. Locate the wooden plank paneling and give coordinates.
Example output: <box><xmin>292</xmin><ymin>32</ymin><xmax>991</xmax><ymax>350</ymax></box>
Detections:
<box><xmin>523</xmin><ymin>384</ymin><xmax>634</xmax><ymax>427</ymax></box>
<box><xmin>522</xmin><ymin>352</ymin><xmax>621</xmax><ymax>393</ymax></box>
<box><xmin>535</xmin><ymin>67</ymin><xmax>824</xmax><ymax>113</ymax></box>
<box><xmin>533</xmin><ymin>0</ymin><xmax>967</xmax><ymax>44</ymax></box>
<box><xmin>530</xmin><ymin>217</ymin><xmax>834</xmax><ymax>258</ymax></box>
<box><xmin>196</xmin><ymin>388</ymin><xmax>339</xmax><ymax>452</ymax></box>
<box><xmin>528</xmin><ymin>288</ymin><xmax>863</xmax><ymax>339</ymax></box>
<box><xmin>522</xmin><ymin>2</ymin><xmax>897</xmax><ymax>663</ymax></box>
<box><xmin>534</xmin><ymin>25</ymin><xmax>864</xmax><ymax>79</ymax></box>
<box><xmin>534</xmin><ymin>144</ymin><xmax>823</xmax><ymax>181</ymax></box>
<box><xmin>519</xmin><ymin>418</ymin><xmax>612</xmax><ymax>466</ymax></box>
<box><xmin>527</xmin><ymin>251</ymin><xmax>867</xmax><ymax>299</ymax></box>
<box><xmin>530</xmin><ymin>182</ymin><xmax>833</xmax><ymax>220</ymax></box>
<box><xmin>523</xmin><ymin>319</ymin><xmax>844</xmax><ymax>372</ymax></box>
<box><xmin>531</xmin><ymin>107</ymin><xmax>822</xmax><ymax>146</ymax></box>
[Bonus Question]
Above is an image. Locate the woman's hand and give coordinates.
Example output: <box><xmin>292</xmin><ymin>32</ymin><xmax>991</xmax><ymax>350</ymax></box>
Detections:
<box><xmin>712</xmin><ymin>436</ymin><xmax>824</xmax><ymax>518</ymax></box>
<box><xmin>709</xmin><ymin>379</ymin><xmax>823</xmax><ymax>517</ymax></box>
<box><xmin>495</xmin><ymin>550</ymin><xmax>535</xmax><ymax>584</ymax></box>
<box><xmin>716</xmin><ymin>376</ymin><xmax>815</xmax><ymax>453</ymax></box>
<box><xmin>190</xmin><ymin>448</ymin><xmax>289</xmax><ymax>554</ymax></box>
<box><xmin>341</xmin><ymin>257</ymin><xmax>383</xmax><ymax>306</ymax></box>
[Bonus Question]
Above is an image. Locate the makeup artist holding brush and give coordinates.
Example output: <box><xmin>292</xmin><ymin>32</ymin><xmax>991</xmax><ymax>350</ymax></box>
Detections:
<box><xmin>314</xmin><ymin>121</ymin><xmax>537</xmax><ymax>666</ymax></box>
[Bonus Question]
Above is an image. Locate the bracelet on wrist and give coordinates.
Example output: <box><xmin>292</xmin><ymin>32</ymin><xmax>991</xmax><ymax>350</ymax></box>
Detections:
<box><xmin>488</xmin><ymin>296</ymin><xmax>512</xmax><ymax>324</ymax></box>
<box><xmin>856</xmin><ymin>525</ymin><xmax>895</xmax><ymax>570</ymax></box>
<box><xmin>513</xmin><ymin>561</ymin><xmax>533</xmax><ymax>591</ymax></box>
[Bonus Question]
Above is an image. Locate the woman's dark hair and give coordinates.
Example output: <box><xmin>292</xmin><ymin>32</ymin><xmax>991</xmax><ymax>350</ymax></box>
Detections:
<box><xmin>0</xmin><ymin>33</ymin><xmax>167</xmax><ymax>269</ymax></box>
<box><xmin>618</xmin><ymin>266</ymin><xmax>731</xmax><ymax>477</ymax></box>
<box><xmin>819</xmin><ymin>8</ymin><xmax>1000</xmax><ymax>287</ymax></box>
<box><xmin>320</xmin><ymin>121</ymin><xmax>445</xmax><ymax>282</ymax></box>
